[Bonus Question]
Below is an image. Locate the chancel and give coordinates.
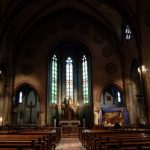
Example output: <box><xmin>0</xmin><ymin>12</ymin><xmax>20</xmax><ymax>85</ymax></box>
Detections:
<box><xmin>0</xmin><ymin>0</ymin><xmax>150</xmax><ymax>149</ymax></box>
<box><xmin>59</xmin><ymin>97</ymin><xmax>80</xmax><ymax>135</ymax></box>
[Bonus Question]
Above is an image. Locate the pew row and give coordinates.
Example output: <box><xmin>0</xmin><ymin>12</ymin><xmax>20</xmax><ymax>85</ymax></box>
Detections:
<box><xmin>0</xmin><ymin>128</ymin><xmax>61</xmax><ymax>150</ymax></box>
<box><xmin>80</xmin><ymin>129</ymin><xmax>150</xmax><ymax>150</ymax></box>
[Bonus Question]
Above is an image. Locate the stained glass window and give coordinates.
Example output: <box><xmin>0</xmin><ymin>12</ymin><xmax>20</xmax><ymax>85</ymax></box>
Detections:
<box><xmin>19</xmin><ymin>91</ymin><xmax>23</xmax><ymax>103</ymax></box>
<box><xmin>51</xmin><ymin>55</ymin><xmax>57</xmax><ymax>103</ymax></box>
<box><xmin>48</xmin><ymin>46</ymin><xmax>91</xmax><ymax>105</ymax></box>
<box><xmin>125</xmin><ymin>25</ymin><xmax>132</xmax><ymax>40</ymax></box>
<box><xmin>117</xmin><ymin>91</ymin><xmax>121</xmax><ymax>102</ymax></box>
<box><xmin>66</xmin><ymin>57</ymin><xmax>73</xmax><ymax>100</ymax></box>
<box><xmin>82</xmin><ymin>55</ymin><xmax>89</xmax><ymax>103</ymax></box>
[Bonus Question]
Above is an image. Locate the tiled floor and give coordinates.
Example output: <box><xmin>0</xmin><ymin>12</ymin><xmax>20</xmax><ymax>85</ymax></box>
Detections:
<box><xmin>56</xmin><ymin>138</ymin><xmax>86</xmax><ymax>150</ymax></box>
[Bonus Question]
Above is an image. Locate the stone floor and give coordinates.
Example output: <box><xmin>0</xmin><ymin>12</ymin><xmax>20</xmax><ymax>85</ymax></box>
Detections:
<box><xmin>56</xmin><ymin>138</ymin><xmax>86</xmax><ymax>150</ymax></box>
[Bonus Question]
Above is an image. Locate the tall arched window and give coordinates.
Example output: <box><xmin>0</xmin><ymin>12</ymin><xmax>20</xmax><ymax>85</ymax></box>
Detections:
<box><xmin>66</xmin><ymin>57</ymin><xmax>73</xmax><ymax>100</ymax></box>
<box><xmin>50</xmin><ymin>54</ymin><xmax>58</xmax><ymax>104</ymax></box>
<box><xmin>48</xmin><ymin>42</ymin><xmax>91</xmax><ymax>106</ymax></box>
<box><xmin>19</xmin><ymin>91</ymin><xmax>23</xmax><ymax>103</ymax></box>
<box><xmin>125</xmin><ymin>25</ymin><xmax>132</xmax><ymax>40</ymax></box>
<box><xmin>117</xmin><ymin>91</ymin><xmax>121</xmax><ymax>102</ymax></box>
<box><xmin>101</xmin><ymin>84</ymin><xmax>123</xmax><ymax>107</ymax></box>
<box><xmin>82</xmin><ymin>55</ymin><xmax>89</xmax><ymax>103</ymax></box>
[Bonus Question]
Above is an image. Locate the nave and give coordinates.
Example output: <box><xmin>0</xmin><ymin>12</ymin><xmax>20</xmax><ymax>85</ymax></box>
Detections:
<box><xmin>1</xmin><ymin>1</ymin><xmax>150</xmax><ymax>150</ymax></box>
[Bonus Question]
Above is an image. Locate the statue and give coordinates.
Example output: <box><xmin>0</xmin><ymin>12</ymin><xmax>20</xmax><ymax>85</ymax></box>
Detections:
<box><xmin>61</xmin><ymin>97</ymin><xmax>79</xmax><ymax>120</ymax></box>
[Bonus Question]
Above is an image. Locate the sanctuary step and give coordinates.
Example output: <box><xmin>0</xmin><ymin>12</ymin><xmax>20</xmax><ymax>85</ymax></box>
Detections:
<box><xmin>61</xmin><ymin>133</ymin><xmax>78</xmax><ymax>138</ymax></box>
<box><xmin>56</xmin><ymin>138</ymin><xmax>86</xmax><ymax>150</ymax></box>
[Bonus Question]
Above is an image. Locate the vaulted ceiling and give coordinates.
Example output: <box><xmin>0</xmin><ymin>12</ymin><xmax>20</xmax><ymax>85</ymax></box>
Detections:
<box><xmin>0</xmin><ymin>0</ymin><xmax>141</xmax><ymax>64</ymax></box>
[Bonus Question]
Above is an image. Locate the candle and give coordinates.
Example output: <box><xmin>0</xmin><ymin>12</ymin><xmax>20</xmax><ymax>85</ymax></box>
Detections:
<box><xmin>54</xmin><ymin>119</ymin><xmax>56</xmax><ymax>127</ymax></box>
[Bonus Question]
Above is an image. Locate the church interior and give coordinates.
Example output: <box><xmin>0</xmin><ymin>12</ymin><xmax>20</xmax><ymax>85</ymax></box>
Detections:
<box><xmin>0</xmin><ymin>0</ymin><xmax>150</xmax><ymax>149</ymax></box>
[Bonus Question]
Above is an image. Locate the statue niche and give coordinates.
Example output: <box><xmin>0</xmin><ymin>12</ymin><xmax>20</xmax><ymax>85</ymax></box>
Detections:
<box><xmin>61</xmin><ymin>98</ymin><xmax>79</xmax><ymax>120</ymax></box>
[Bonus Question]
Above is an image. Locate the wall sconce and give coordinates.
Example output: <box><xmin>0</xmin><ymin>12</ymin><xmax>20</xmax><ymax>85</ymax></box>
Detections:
<box><xmin>0</xmin><ymin>70</ymin><xmax>3</xmax><ymax>80</ymax></box>
<box><xmin>138</xmin><ymin>65</ymin><xmax>148</xmax><ymax>74</ymax></box>
<box><xmin>0</xmin><ymin>117</ymin><xmax>3</xmax><ymax>126</ymax></box>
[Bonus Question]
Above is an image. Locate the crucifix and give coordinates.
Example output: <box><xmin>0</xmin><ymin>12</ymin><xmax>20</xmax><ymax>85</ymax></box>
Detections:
<box><xmin>27</xmin><ymin>101</ymin><xmax>35</xmax><ymax>123</ymax></box>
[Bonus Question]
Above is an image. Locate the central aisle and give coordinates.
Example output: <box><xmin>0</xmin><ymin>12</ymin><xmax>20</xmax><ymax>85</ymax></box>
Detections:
<box><xmin>56</xmin><ymin>138</ymin><xmax>86</xmax><ymax>150</ymax></box>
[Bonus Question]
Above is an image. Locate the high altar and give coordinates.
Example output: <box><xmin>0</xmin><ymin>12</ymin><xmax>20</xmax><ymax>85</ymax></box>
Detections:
<box><xmin>59</xmin><ymin>98</ymin><xmax>80</xmax><ymax>135</ymax></box>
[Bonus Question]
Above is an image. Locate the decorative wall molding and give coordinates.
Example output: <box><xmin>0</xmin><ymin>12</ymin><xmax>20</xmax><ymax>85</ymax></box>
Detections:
<box><xmin>93</xmin><ymin>33</ymin><xmax>104</xmax><ymax>43</ymax></box>
<box><xmin>63</xmin><ymin>18</ymin><xmax>74</xmax><ymax>30</ymax></box>
<box><xmin>24</xmin><ymin>48</ymin><xmax>36</xmax><ymax>59</ymax></box>
<box><xmin>101</xmin><ymin>47</ymin><xmax>113</xmax><ymax>57</ymax></box>
<box><xmin>80</xmin><ymin>24</ymin><xmax>90</xmax><ymax>35</ymax></box>
<box><xmin>105</xmin><ymin>63</ymin><xmax>117</xmax><ymax>75</ymax></box>
<box><xmin>45</xmin><ymin>23</ymin><xmax>58</xmax><ymax>35</ymax></box>
<box><xmin>21</xmin><ymin>64</ymin><xmax>33</xmax><ymax>75</ymax></box>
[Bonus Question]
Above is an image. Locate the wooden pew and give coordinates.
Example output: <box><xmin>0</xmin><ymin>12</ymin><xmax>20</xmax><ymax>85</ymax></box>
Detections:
<box><xmin>92</xmin><ymin>136</ymin><xmax>150</xmax><ymax>150</ymax></box>
<box><xmin>81</xmin><ymin>129</ymin><xmax>150</xmax><ymax>150</ymax></box>
<box><xmin>19</xmin><ymin>128</ymin><xmax>61</xmax><ymax>149</ymax></box>
<box><xmin>0</xmin><ymin>128</ymin><xmax>61</xmax><ymax>150</ymax></box>
<box><xmin>0</xmin><ymin>135</ymin><xmax>45</xmax><ymax>150</ymax></box>
<box><xmin>0</xmin><ymin>140</ymin><xmax>40</xmax><ymax>150</ymax></box>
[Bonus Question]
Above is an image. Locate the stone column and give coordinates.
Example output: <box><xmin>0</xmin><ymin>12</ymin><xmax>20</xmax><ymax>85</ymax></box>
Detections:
<box><xmin>140</xmin><ymin>70</ymin><xmax>150</xmax><ymax>125</ymax></box>
<box><xmin>3</xmin><ymin>85</ymin><xmax>11</xmax><ymax>125</ymax></box>
<box><xmin>127</xmin><ymin>83</ymin><xmax>137</xmax><ymax>124</ymax></box>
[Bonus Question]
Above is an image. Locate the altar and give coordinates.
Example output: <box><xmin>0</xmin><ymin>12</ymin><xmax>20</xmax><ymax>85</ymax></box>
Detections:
<box><xmin>59</xmin><ymin>98</ymin><xmax>80</xmax><ymax>136</ymax></box>
<box><xmin>59</xmin><ymin>120</ymin><xmax>80</xmax><ymax>136</ymax></box>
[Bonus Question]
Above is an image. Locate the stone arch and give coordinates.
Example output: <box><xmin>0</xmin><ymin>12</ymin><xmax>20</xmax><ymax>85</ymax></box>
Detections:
<box><xmin>12</xmin><ymin>83</ymin><xmax>41</xmax><ymax>126</ymax></box>
<box><xmin>100</xmin><ymin>82</ymin><xmax>124</xmax><ymax>108</ymax></box>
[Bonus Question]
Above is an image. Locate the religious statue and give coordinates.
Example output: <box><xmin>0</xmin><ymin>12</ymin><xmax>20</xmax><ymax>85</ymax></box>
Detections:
<box><xmin>61</xmin><ymin>97</ymin><xmax>79</xmax><ymax>120</ymax></box>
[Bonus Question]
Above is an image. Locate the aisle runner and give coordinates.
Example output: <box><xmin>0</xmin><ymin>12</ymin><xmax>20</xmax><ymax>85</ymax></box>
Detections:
<box><xmin>56</xmin><ymin>138</ymin><xmax>86</xmax><ymax>150</ymax></box>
